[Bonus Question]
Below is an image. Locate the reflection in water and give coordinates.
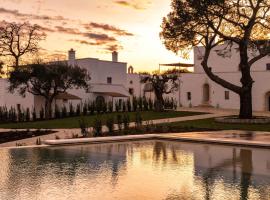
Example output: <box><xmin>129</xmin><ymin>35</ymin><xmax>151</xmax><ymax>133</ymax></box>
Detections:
<box><xmin>0</xmin><ymin>141</ymin><xmax>269</xmax><ymax>200</ymax></box>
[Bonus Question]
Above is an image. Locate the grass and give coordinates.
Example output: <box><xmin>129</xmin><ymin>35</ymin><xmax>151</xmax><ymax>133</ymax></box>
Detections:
<box><xmin>167</xmin><ymin>118</ymin><xmax>270</xmax><ymax>132</ymax></box>
<box><xmin>0</xmin><ymin>111</ymin><xmax>205</xmax><ymax>129</ymax></box>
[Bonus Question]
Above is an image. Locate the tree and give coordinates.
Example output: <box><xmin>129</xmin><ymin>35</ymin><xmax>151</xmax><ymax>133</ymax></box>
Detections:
<box><xmin>0</xmin><ymin>22</ymin><xmax>44</xmax><ymax>68</ymax></box>
<box><xmin>141</xmin><ymin>74</ymin><xmax>178</xmax><ymax>111</ymax></box>
<box><xmin>161</xmin><ymin>0</ymin><xmax>270</xmax><ymax>119</ymax></box>
<box><xmin>8</xmin><ymin>62</ymin><xmax>90</xmax><ymax>119</ymax></box>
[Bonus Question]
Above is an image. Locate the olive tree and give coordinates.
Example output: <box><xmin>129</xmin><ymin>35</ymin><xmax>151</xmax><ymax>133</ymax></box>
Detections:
<box><xmin>141</xmin><ymin>74</ymin><xmax>178</xmax><ymax>111</ymax></box>
<box><xmin>161</xmin><ymin>0</ymin><xmax>270</xmax><ymax>119</ymax></box>
<box><xmin>8</xmin><ymin>62</ymin><xmax>90</xmax><ymax>119</ymax></box>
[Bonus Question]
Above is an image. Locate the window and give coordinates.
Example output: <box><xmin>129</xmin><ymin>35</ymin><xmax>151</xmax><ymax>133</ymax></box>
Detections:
<box><xmin>225</xmin><ymin>91</ymin><xmax>230</xmax><ymax>100</ymax></box>
<box><xmin>107</xmin><ymin>77</ymin><xmax>112</xmax><ymax>84</ymax></box>
<box><xmin>187</xmin><ymin>92</ymin><xmax>191</xmax><ymax>100</ymax></box>
<box><xmin>130</xmin><ymin>80</ymin><xmax>133</xmax><ymax>84</ymax></box>
<box><xmin>63</xmin><ymin>99</ymin><xmax>68</xmax><ymax>103</ymax></box>
<box><xmin>129</xmin><ymin>88</ymin><xmax>134</xmax><ymax>95</ymax></box>
<box><xmin>266</xmin><ymin>63</ymin><xmax>270</xmax><ymax>70</ymax></box>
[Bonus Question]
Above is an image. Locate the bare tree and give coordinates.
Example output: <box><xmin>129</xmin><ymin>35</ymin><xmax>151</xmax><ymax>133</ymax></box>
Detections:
<box><xmin>161</xmin><ymin>0</ymin><xmax>270</xmax><ymax>119</ymax></box>
<box><xmin>0</xmin><ymin>22</ymin><xmax>45</xmax><ymax>68</ymax></box>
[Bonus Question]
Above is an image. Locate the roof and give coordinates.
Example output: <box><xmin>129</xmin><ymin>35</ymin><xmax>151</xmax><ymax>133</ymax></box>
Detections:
<box><xmin>90</xmin><ymin>84</ymin><xmax>130</xmax><ymax>97</ymax></box>
<box><xmin>55</xmin><ymin>92</ymin><xmax>82</xmax><ymax>100</ymax></box>
<box><xmin>160</xmin><ymin>63</ymin><xmax>194</xmax><ymax>68</ymax></box>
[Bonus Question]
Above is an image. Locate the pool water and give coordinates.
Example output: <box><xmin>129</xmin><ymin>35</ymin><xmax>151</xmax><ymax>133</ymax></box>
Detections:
<box><xmin>0</xmin><ymin>140</ymin><xmax>269</xmax><ymax>200</ymax></box>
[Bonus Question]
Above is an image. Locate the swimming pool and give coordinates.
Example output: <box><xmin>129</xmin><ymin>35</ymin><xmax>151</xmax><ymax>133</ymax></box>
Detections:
<box><xmin>0</xmin><ymin>140</ymin><xmax>269</xmax><ymax>200</ymax></box>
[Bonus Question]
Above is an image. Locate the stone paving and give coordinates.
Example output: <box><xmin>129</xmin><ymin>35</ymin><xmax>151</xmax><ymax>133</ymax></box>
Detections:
<box><xmin>1</xmin><ymin>107</ymin><xmax>270</xmax><ymax>148</ymax></box>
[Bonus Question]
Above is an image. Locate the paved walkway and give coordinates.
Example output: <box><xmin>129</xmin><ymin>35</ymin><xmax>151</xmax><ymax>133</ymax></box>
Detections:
<box><xmin>1</xmin><ymin>107</ymin><xmax>269</xmax><ymax>148</ymax></box>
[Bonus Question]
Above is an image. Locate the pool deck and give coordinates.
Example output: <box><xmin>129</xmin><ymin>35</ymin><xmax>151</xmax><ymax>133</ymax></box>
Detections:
<box><xmin>41</xmin><ymin>130</ymin><xmax>270</xmax><ymax>149</ymax></box>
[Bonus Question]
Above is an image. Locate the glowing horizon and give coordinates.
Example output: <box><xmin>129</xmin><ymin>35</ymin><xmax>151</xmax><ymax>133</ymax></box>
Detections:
<box><xmin>0</xmin><ymin>0</ymin><xmax>193</xmax><ymax>73</ymax></box>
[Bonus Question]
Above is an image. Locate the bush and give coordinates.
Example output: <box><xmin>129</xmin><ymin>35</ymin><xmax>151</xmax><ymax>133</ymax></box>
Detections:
<box><xmin>117</xmin><ymin>114</ymin><xmax>123</xmax><ymax>131</ymax></box>
<box><xmin>106</xmin><ymin>116</ymin><xmax>114</xmax><ymax>133</ymax></box>
<box><xmin>39</xmin><ymin>107</ymin><xmax>44</xmax><ymax>120</ymax></box>
<box><xmin>93</xmin><ymin>117</ymin><xmax>102</xmax><ymax>137</ymax></box>
<box><xmin>123</xmin><ymin>114</ymin><xmax>130</xmax><ymax>131</ymax></box>
<box><xmin>127</xmin><ymin>99</ymin><xmax>132</xmax><ymax>112</ymax></box>
<box><xmin>78</xmin><ymin>118</ymin><xmax>89</xmax><ymax>137</ymax></box>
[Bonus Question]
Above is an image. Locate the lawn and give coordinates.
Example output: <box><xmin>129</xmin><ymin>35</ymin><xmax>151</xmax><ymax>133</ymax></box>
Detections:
<box><xmin>167</xmin><ymin>118</ymin><xmax>270</xmax><ymax>132</ymax></box>
<box><xmin>0</xmin><ymin>111</ymin><xmax>205</xmax><ymax>129</ymax></box>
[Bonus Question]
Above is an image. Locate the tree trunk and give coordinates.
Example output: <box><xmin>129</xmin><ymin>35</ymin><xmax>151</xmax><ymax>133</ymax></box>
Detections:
<box><xmin>44</xmin><ymin>99</ymin><xmax>53</xmax><ymax>119</ymax></box>
<box><xmin>239</xmin><ymin>88</ymin><xmax>253</xmax><ymax>119</ymax></box>
<box><xmin>154</xmin><ymin>92</ymin><xmax>164</xmax><ymax>112</ymax></box>
<box><xmin>15</xmin><ymin>57</ymin><xmax>19</xmax><ymax>68</ymax></box>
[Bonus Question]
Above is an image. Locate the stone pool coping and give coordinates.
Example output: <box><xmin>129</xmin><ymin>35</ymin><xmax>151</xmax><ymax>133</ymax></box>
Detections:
<box><xmin>43</xmin><ymin>131</ymin><xmax>270</xmax><ymax>149</ymax></box>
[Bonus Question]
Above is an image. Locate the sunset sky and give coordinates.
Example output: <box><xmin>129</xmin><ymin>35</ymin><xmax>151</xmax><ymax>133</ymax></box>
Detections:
<box><xmin>0</xmin><ymin>0</ymin><xmax>192</xmax><ymax>72</ymax></box>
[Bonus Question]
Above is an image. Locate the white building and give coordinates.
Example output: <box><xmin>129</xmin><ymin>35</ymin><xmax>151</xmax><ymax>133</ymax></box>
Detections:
<box><xmin>1</xmin><ymin>43</ymin><xmax>270</xmax><ymax>113</ymax></box>
<box><xmin>128</xmin><ymin>43</ymin><xmax>270</xmax><ymax>112</ymax></box>
<box><xmin>0</xmin><ymin>49</ymin><xmax>130</xmax><ymax>113</ymax></box>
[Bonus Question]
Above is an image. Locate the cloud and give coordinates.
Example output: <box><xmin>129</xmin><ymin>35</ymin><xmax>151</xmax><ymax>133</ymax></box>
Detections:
<box><xmin>71</xmin><ymin>39</ymin><xmax>123</xmax><ymax>52</ymax></box>
<box><xmin>113</xmin><ymin>0</ymin><xmax>151</xmax><ymax>10</ymax></box>
<box><xmin>0</xmin><ymin>7</ymin><xmax>68</xmax><ymax>21</ymax></box>
<box><xmin>54</xmin><ymin>26</ymin><xmax>81</xmax><ymax>35</ymax></box>
<box><xmin>84</xmin><ymin>22</ymin><xmax>134</xmax><ymax>36</ymax></box>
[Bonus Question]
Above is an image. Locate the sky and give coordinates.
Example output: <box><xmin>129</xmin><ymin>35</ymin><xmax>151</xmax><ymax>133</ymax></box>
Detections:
<box><xmin>0</xmin><ymin>0</ymin><xmax>192</xmax><ymax>72</ymax></box>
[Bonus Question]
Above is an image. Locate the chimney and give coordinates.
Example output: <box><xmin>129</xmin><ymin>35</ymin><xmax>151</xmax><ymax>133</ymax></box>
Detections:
<box><xmin>68</xmin><ymin>48</ymin><xmax>76</xmax><ymax>66</ymax></box>
<box><xmin>112</xmin><ymin>51</ymin><xmax>118</xmax><ymax>62</ymax></box>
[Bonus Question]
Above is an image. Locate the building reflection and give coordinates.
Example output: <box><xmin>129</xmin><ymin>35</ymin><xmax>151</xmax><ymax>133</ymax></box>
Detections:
<box><xmin>0</xmin><ymin>141</ymin><xmax>269</xmax><ymax>200</ymax></box>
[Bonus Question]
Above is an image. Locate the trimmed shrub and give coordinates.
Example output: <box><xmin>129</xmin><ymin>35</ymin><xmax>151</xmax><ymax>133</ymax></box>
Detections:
<box><xmin>32</xmin><ymin>108</ymin><xmax>37</xmax><ymax>121</ymax></box>
<box><xmin>54</xmin><ymin>105</ymin><xmax>61</xmax><ymax>119</ymax></box>
<box><xmin>117</xmin><ymin>114</ymin><xmax>123</xmax><ymax>131</ymax></box>
<box><xmin>138</xmin><ymin>96</ymin><xmax>143</xmax><ymax>111</ymax></box>
<box><xmin>149</xmin><ymin>98</ymin><xmax>153</xmax><ymax>110</ymax></box>
<box><xmin>127</xmin><ymin>99</ymin><xmax>132</xmax><ymax>112</ymax></box>
<box><xmin>25</xmin><ymin>108</ymin><xmax>30</xmax><ymax>122</ymax></box>
<box><xmin>83</xmin><ymin>102</ymin><xmax>88</xmax><ymax>115</ymax></box>
<box><xmin>69</xmin><ymin>103</ymin><xmax>75</xmax><ymax>117</ymax></box>
<box><xmin>76</xmin><ymin>104</ymin><xmax>81</xmax><ymax>116</ymax></box>
<box><xmin>123</xmin><ymin>114</ymin><xmax>130</xmax><ymax>131</ymax></box>
<box><xmin>78</xmin><ymin>118</ymin><xmax>89</xmax><ymax>137</ymax></box>
<box><xmin>135</xmin><ymin>112</ymin><xmax>143</xmax><ymax>129</ymax></box>
<box><xmin>39</xmin><ymin>107</ymin><xmax>44</xmax><ymax>120</ymax></box>
<box><xmin>106</xmin><ymin>116</ymin><xmax>114</xmax><ymax>133</ymax></box>
<box><xmin>132</xmin><ymin>96</ymin><xmax>138</xmax><ymax>111</ymax></box>
<box><xmin>115</xmin><ymin>101</ymin><xmax>120</xmax><ymax>112</ymax></box>
<box><xmin>143</xmin><ymin>97</ymin><xmax>149</xmax><ymax>111</ymax></box>
<box><xmin>62</xmin><ymin>105</ymin><xmax>67</xmax><ymax>118</ymax></box>
<box><xmin>123</xmin><ymin>101</ymin><xmax>127</xmax><ymax>112</ymax></box>
<box><xmin>102</xmin><ymin>101</ymin><xmax>107</xmax><ymax>113</ymax></box>
<box><xmin>93</xmin><ymin>117</ymin><xmax>102</xmax><ymax>137</ymax></box>
<box><xmin>108</xmin><ymin>101</ymin><xmax>113</xmax><ymax>113</ymax></box>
